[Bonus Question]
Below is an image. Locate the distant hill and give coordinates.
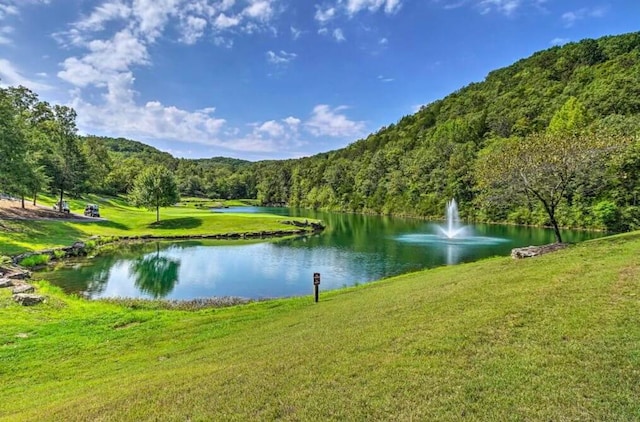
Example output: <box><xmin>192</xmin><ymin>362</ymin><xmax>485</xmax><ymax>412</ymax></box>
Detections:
<box><xmin>82</xmin><ymin>135</ymin><xmax>176</xmax><ymax>164</ymax></box>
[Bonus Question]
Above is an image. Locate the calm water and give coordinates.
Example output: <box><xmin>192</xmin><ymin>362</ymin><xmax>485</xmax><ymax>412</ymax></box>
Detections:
<box><xmin>38</xmin><ymin>207</ymin><xmax>604</xmax><ymax>300</ymax></box>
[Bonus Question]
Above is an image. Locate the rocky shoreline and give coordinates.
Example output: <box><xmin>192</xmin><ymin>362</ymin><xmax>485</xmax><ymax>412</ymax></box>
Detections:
<box><xmin>511</xmin><ymin>243</ymin><xmax>569</xmax><ymax>259</ymax></box>
<box><xmin>11</xmin><ymin>219</ymin><xmax>325</xmax><ymax>265</ymax></box>
<box><xmin>0</xmin><ymin>266</ymin><xmax>45</xmax><ymax>306</ymax></box>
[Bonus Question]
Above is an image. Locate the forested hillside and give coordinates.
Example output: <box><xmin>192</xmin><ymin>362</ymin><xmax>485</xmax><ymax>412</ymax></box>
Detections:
<box><xmin>248</xmin><ymin>31</ymin><xmax>640</xmax><ymax>232</ymax></box>
<box><xmin>2</xmin><ymin>32</ymin><xmax>639</xmax><ymax>232</ymax></box>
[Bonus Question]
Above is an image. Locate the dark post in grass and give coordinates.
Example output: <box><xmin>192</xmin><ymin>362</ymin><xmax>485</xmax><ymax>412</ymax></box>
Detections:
<box><xmin>313</xmin><ymin>272</ymin><xmax>320</xmax><ymax>303</ymax></box>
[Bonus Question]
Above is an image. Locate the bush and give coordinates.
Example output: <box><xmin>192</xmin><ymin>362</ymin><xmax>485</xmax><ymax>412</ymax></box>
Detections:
<box><xmin>19</xmin><ymin>254</ymin><xmax>51</xmax><ymax>268</ymax></box>
<box><xmin>593</xmin><ymin>200</ymin><xmax>622</xmax><ymax>231</ymax></box>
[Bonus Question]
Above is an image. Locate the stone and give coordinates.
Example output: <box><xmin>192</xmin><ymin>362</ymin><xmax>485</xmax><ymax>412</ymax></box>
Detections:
<box><xmin>12</xmin><ymin>284</ymin><xmax>35</xmax><ymax>294</ymax></box>
<box><xmin>0</xmin><ymin>278</ymin><xmax>13</xmax><ymax>288</ymax></box>
<box><xmin>511</xmin><ymin>243</ymin><xmax>569</xmax><ymax>259</ymax></box>
<box><xmin>7</xmin><ymin>269</ymin><xmax>31</xmax><ymax>280</ymax></box>
<box><xmin>13</xmin><ymin>294</ymin><xmax>45</xmax><ymax>306</ymax></box>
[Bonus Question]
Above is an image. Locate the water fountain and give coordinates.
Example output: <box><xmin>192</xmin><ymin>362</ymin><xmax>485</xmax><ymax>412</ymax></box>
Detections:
<box><xmin>438</xmin><ymin>198</ymin><xmax>468</xmax><ymax>239</ymax></box>
<box><xmin>394</xmin><ymin>198</ymin><xmax>509</xmax><ymax>265</ymax></box>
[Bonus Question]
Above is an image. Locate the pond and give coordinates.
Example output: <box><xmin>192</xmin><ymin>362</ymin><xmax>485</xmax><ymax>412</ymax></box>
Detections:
<box><xmin>37</xmin><ymin>207</ymin><xmax>604</xmax><ymax>300</ymax></box>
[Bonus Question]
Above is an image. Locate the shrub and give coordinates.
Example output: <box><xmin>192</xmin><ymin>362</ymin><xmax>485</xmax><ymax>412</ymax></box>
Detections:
<box><xmin>53</xmin><ymin>250</ymin><xmax>66</xmax><ymax>260</ymax></box>
<box><xmin>19</xmin><ymin>254</ymin><xmax>51</xmax><ymax>268</ymax></box>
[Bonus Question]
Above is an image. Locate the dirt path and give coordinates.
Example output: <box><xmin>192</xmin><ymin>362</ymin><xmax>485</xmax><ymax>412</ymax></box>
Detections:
<box><xmin>0</xmin><ymin>199</ymin><xmax>101</xmax><ymax>222</ymax></box>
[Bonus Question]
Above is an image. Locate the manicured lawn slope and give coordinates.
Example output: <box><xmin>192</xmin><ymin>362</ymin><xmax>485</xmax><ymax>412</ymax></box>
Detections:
<box><xmin>0</xmin><ymin>196</ymin><xmax>309</xmax><ymax>255</ymax></box>
<box><xmin>1</xmin><ymin>232</ymin><xmax>639</xmax><ymax>420</ymax></box>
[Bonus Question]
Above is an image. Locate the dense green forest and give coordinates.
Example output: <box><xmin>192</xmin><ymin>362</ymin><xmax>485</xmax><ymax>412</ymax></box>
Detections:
<box><xmin>2</xmin><ymin>32</ymin><xmax>640</xmax><ymax>233</ymax></box>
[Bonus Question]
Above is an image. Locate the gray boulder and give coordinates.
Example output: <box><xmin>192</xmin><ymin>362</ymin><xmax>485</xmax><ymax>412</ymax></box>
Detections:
<box><xmin>13</xmin><ymin>294</ymin><xmax>45</xmax><ymax>306</ymax></box>
<box><xmin>0</xmin><ymin>278</ymin><xmax>13</xmax><ymax>288</ymax></box>
<box><xmin>12</xmin><ymin>284</ymin><xmax>35</xmax><ymax>294</ymax></box>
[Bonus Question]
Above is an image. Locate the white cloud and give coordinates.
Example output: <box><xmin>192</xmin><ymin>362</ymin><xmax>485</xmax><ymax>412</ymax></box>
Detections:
<box><xmin>257</xmin><ymin>120</ymin><xmax>285</xmax><ymax>137</ymax></box>
<box><xmin>48</xmin><ymin>0</ymin><xmax>372</xmax><ymax>157</ymax></box>
<box><xmin>180</xmin><ymin>15</ymin><xmax>207</xmax><ymax>44</ymax></box>
<box><xmin>315</xmin><ymin>0</ymin><xmax>401</xmax><ymax>24</ymax></box>
<box><xmin>214</xmin><ymin>13</ymin><xmax>240</xmax><ymax>30</ymax></box>
<box><xmin>243</xmin><ymin>0</ymin><xmax>274</xmax><ymax>21</ymax></box>
<box><xmin>305</xmin><ymin>105</ymin><xmax>366</xmax><ymax>138</ymax></box>
<box><xmin>377</xmin><ymin>75</ymin><xmax>394</xmax><ymax>82</ymax></box>
<box><xmin>550</xmin><ymin>37</ymin><xmax>569</xmax><ymax>46</ymax></box>
<box><xmin>290</xmin><ymin>26</ymin><xmax>302</xmax><ymax>40</ymax></box>
<box><xmin>213</xmin><ymin>36</ymin><xmax>234</xmax><ymax>48</ymax></box>
<box><xmin>0</xmin><ymin>59</ymin><xmax>52</xmax><ymax>91</ymax></box>
<box><xmin>332</xmin><ymin>28</ymin><xmax>346</xmax><ymax>42</ymax></box>
<box><xmin>478</xmin><ymin>0</ymin><xmax>521</xmax><ymax>15</ymax></box>
<box><xmin>72</xmin><ymin>90</ymin><xmax>229</xmax><ymax>149</ymax></box>
<box><xmin>315</xmin><ymin>6</ymin><xmax>337</xmax><ymax>23</ymax></box>
<box><xmin>561</xmin><ymin>6</ymin><xmax>608</xmax><ymax>27</ymax></box>
<box><xmin>344</xmin><ymin>0</ymin><xmax>402</xmax><ymax>15</ymax></box>
<box><xmin>283</xmin><ymin>116</ymin><xmax>301</xmax><ymax>127</ymax></box>
<box><xmin>0</xmin><ymin>25</ymin><xmax>13</xmax><ymax>45</ymax></box>
<box><xmin>0</xmin><ymin>4</ymin><xmax>19</xmax><ymax>19</ymax></box>
<box><xmin>74</xmin><ymin>0</ymin><xmax>132</xmax><ymax>32</ymax></box>
<box><xmin>266</xmin><ymin>50</ymin><xmax>297</xmax><ymax>64</ymax></box>
<box><xmin>436</xmin><ymin>0</ymin><xmax>550</xmax><ymax>15</ymax></box>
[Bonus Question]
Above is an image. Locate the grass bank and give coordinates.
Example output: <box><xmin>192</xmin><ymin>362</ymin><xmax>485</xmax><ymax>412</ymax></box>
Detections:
<box><xmin>1</xmin><ymin>232</ymin><xmax>639</xmax><ymax>420</ymax></box>
<box><xmin>0</xmin><ymin>196</ymin><xmax>312</xmax><ymax>255</ymax></box>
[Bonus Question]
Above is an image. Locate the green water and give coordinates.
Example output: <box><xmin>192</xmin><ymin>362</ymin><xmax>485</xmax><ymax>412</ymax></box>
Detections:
<box><xmin>38</xmin><ymin>207</ymin><xmax>604</xmax><ymax>300</ymax></box>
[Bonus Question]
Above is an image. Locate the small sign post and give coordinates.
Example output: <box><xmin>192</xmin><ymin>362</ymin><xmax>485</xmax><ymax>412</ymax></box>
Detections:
<box><xmin>313</xmin><ymin>272</ymin><xmax>321</xmax><ymax>303</ymax></box>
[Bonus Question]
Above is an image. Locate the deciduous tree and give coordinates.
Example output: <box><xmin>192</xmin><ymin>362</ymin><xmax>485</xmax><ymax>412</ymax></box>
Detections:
<box><xmin>130</xmin><ymin>165</ymin><xmax>180</xmax><ymax>222</ymax></box>
<box><xmin>475</xmin><ymin>132</ymin><xmax>623</xmax><ymax>243</ymax></box>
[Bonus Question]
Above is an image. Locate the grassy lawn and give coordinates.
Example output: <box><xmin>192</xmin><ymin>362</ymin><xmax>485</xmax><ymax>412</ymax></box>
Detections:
<box><xmin>0</xmin><ymin>195</ymin><xmax>306</xmax><ymax>255</ymax></box>
<box><xmin>1</xmin><ymin>232</ymin><xmax>639</xmax><ymax>420</ymax></box>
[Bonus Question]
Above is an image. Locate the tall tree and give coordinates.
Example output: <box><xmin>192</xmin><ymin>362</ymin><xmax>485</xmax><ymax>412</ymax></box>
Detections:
<box><xmin>39</xmin><ymin>105</ymin><xmax>88</xmax><ymax>211</ymax></box>
<box><xmin>0</xmin><ymin>88</ymin><xmax>27</xmax><ymax>196</ymax></box>
<box><xmin>475</xmin><ymin>132</ymin><xmax>623</xmax><ymax>243</ymax></box>
<box><xmin>130</xmin><ymin>165</ymin><xmax>180</xmax><ymax>222</ymax></box>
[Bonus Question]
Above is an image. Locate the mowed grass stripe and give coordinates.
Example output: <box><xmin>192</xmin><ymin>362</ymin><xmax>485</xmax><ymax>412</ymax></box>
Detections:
<box><xmin>1</xmin><ymin>233</ymin><xmax>639</xmax><ymax>420</ymax></box>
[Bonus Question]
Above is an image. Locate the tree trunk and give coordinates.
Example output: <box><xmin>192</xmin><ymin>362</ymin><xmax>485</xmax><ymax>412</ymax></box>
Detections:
<box><xmin>21</xmin><ymin>195</ymin><xmax>25</xmax><ymax>209</ymax></box>
<box><xmin>59</xmin><ymin>189</ymin><xmax>64</xmax><ymax>212</ymax></box>
<box><xmin>536</xmin><ymin>195</ymin><xmax>563</xmax><ymax>243</ymax></box>
<box><xmin>156</xmin><ymin>205</ymin><xmax>159</xmax><ymax>222</ymax></box>
<box><xmin>33</xmin><ymin>192</ymin><xmax>37</xmax><ymax>206</ymax></box>
<box><xmin>549</xmin><ymin>216</ymin><xmax>563</xmax><ymax>243</ymax></box>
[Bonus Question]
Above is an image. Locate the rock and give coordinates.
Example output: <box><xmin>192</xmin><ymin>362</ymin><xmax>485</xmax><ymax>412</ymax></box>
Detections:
<box><xmin>0</xmin><ymin>278</ymin><xmax>14</xmax><ymax>288</ymax></box>
<box><xmin>12</xmin><ymin>284</ymin><xmax>35</xmax><ymax>294</ymax></box>
<box><xmin>13</xmin><ymin>294</ymin><xmax>45</xmax><ymax>306</ymax></box>
<box><xmin>6</xmin><ymin>269</ymin><xmax>31</xmax><ymax>280</ymax></box>
<box><xmin>511</xmin><ymin>243</ymin><xmax>569</xmax><ymax>259</ymax></box>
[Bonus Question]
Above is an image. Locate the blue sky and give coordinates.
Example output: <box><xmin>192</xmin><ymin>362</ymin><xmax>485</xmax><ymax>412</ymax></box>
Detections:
<box><xmin>0</xmin><ymin>0</ymin><xmax>638</xmax><ymax>161</ymax></box>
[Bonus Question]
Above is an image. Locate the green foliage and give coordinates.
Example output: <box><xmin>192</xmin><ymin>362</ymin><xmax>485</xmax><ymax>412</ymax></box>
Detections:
<box><xmin>475</xmin><ymin>132</ymin><xmax>625</xmax><ymax>242</ymax></box>
<box><xmin>0</xmin><ymin>255</ymin><xmax>11</xmax><ymax>266</ymax></box>
<box><xmin>129</xmin><ymin>165</ymin><xmax>180</xmax><ymax>222</ymax></box>
<box><xmin>52</xmin><ymin>250</ymin><xmax>66</xmax><ymax>260</ymax></box>
<box><xmin>19</xmin><ymin>253</ymin><xmax>50</xmax><ymax>268</ymax></box>
<box><xmin>547</xmin><ymin>97</ymin><xmax>591</xmax><ymax>136</ymax></box>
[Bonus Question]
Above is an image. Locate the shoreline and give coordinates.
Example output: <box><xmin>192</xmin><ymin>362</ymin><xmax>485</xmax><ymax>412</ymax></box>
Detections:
<box><xmin>10</xmin><ymin>222</ymin><xmax>325</xmax><ymax>265</ymax></box>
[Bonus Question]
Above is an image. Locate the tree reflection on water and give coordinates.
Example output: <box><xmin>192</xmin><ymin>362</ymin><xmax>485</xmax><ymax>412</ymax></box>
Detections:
<box><xmin>129</xmin><ymin>243</ymin><xmax>181</xmax><ymax>298</ymax></box>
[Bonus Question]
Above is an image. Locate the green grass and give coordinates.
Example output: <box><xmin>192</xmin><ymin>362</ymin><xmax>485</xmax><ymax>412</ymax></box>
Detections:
<box><xmin>176</xmin><ymin>197</ymin><xmax>258</xmax><ymax>208</ymax></box>
<box><xmin>17</xmin><ymin>254</ymin><xmax>50</xmax><ymax>268</ymax></box>
<box><xmin>1</xmin><ymin>232</ymin><xmax>639</xmax><ymax>420</ymax></box>
<box><xmin>0</xmin><ymin>195</ymin><xmax>309</xmax><ymax>255</ymax></box>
